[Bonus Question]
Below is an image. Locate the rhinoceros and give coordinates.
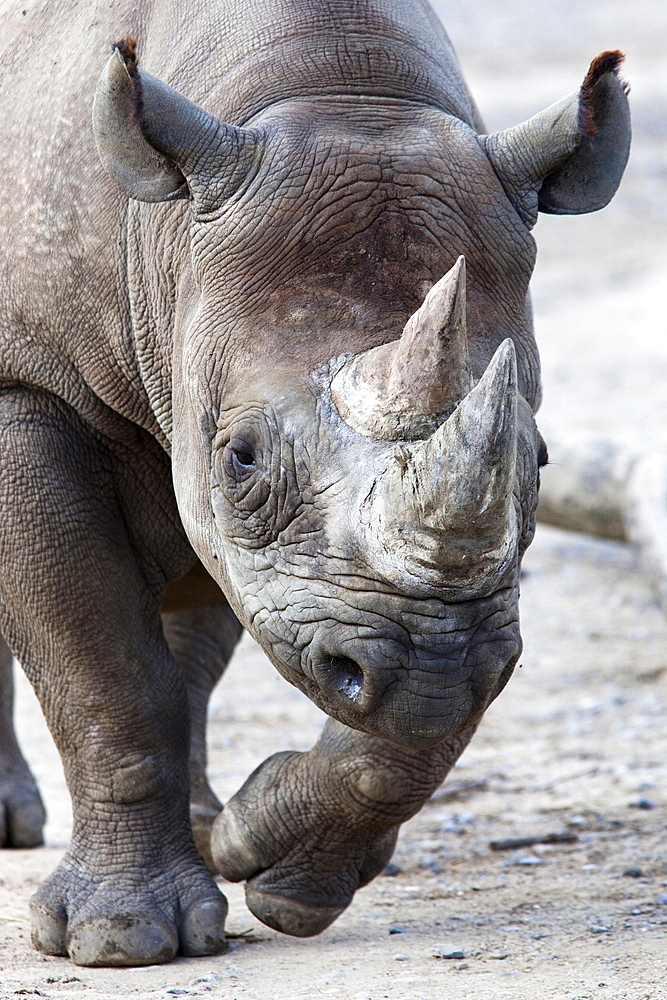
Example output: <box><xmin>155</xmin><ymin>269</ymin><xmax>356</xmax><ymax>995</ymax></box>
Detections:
<box><xmin>0</xmin><ymin>0</ymin><xmax>629</xmax><ymax>968</ymax></box>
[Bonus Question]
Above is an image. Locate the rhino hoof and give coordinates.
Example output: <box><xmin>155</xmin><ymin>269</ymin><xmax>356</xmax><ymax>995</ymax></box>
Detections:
<box><xmin>0</xmin><ymin>778</ymin><xmax>46</xmax><ymax>848</ymax></box>
<box><xmin>180</xmin><ymin>896</ymin><xmax>228</xmax><ymax>957</ymax></box>
<box><xmin>30</xmin><ymin>898</ymin><xmax>67</xmax><ymax>956</ymax></box>
<box><xmin>244</xmin><ymin>885</ymin><xmax>345</xmax><ymax>937</ymax></box>
<box><xmin>66</xmin><ymin>914</ymin><xmax>179</xmax><ymax>967</ymax></box>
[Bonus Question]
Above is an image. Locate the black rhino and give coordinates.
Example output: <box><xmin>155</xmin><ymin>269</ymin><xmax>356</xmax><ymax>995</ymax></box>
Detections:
<box><xmin>0</xmin><ymin>0</ymin><xmax>629</xmax><ymax>967</ymax></box>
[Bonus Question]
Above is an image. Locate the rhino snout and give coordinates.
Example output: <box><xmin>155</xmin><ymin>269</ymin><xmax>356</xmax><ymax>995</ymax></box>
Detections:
<box><xmin>300</xmin><ymin>611</ymin><xmax>522</xmax><ymax>749</ymax></box>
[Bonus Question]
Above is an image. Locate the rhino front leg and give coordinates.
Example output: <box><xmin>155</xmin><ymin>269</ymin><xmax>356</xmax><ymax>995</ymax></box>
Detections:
<box><xmin>0</xmin><ymin>388</ymin><xmax>225</xmax><ymax>966</ymax></box>
<box><xmin>0</xmin><ymin>633</ymin><xmax>46</xmax><ymax>847</ymax></box>
<box><xmin>211</xmin><ymin>717</ymin><xmax>477</xmax><ymax>936</ymax></box>
<box><xmin>162</xmin><ymin>602</ymin><xmax>243</xmax><ymax>868</ymax></box>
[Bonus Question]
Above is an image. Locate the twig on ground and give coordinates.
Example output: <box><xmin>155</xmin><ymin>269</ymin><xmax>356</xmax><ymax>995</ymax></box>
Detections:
<box><xmin>489</xmin><ymin>832</ymin><xmax>579</xmax><ymax>851</ymax></box>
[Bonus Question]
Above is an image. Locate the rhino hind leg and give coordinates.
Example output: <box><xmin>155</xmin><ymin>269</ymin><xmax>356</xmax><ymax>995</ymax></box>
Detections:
<box><xmin>162</xmin><ymin>601</ymin><xmax>243</xmax><ymax>869</ymax></box>
<box><xmin>0</xmin><ymin>387</ymin><xmax>226</xmax><ymax>966</ymax></box>
<box><xmin>211</xmin><ymin>718</ymin><xmax>477</xmax><ymax>937</ymax></box>
<box><xmin>0</xmin><ymin>633</ymin><xmax>46</xmax><ymax>848</ymax></box>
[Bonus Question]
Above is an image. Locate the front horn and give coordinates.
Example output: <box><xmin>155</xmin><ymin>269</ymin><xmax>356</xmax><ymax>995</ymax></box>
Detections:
<box><xmin>330</xmin><ymin>256</ymin><xmax>473</xmax><ymax>441</ymax></box>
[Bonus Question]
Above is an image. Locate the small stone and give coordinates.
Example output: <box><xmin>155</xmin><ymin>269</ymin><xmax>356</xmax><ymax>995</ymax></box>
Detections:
<box><xmin>591</xmin><ymin>926</ymin><xmax>611</xmax><ymax>934</ymax></box>
<box><xmin>457</xmin><ymin>963</ymin><xmax>469</xmax><ymax>970</ymax></box>
<box><xmin>632</xmin><ymin>797</ymin><xmax>655</xmax><ymax>810</ymax></box>
<box><xmin>383</xmin><ymin>862</ymin><xmax>403</xmax><ymax>876</ymax></box>
<box><xmin>491</xmin><ymin>953</ymin><xmax>509</xmax><ymax>960</ymax></box>
<box><xmin>389</xmin><ymin>925</ymin><xmax>406</xmax><ymax>934</ymax></box>
<box><xmin>394</xmin><ymin>954</ymin><xmax>409</xmax><ymax>961</ymax></box>
<box><xmin>507</xmin><ymin>852</ymin><xmax>543</xmax><ymax>866</ymax></box>
<box><xmin>419</xmin><ymin>860</ymin><xmax>443</xmax><ymax>874</ymax></box>
<box><xmin>656</xmin><ymin>893</ymin><xmax>667</xmax><ymax>905</ymax></box>
<box><xmin>435</xmin><ymin>950</ymin><xmax>466</xmax><ymax>960</ymax></box>
<box><xmin>165</xmin><ymin>991</ymin><xmax>188</xmax><ymax>996</ymax></box>
<box><xmin>622</xmin><ymin>867</ymin><xmax>643</xmax><ymax>878</ymax></box>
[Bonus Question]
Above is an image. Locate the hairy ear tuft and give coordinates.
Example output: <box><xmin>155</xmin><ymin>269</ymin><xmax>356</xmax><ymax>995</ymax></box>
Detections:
<box><xmin>113</xmin><ymin>36</ymin><xmax>138</xmax><ymax>75</ymax></box>
<box><xmin>579</xmin><ymin>49</ymin><xmax>628</xmax><ymax>138</ymax></box>
<box><xmin>112</xmin><ymin>37</ymin><xmax>142</xmax><ymax>124</ymax></box>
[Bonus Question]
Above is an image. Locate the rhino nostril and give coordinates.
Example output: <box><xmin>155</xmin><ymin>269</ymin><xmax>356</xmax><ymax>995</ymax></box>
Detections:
<box><xmin>327</xmin><ymin>656</ymin><xmax>365</xmax><ymax>703</ymax></box>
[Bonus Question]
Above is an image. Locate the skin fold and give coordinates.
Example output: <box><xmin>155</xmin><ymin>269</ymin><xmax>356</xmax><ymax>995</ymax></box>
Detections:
<box><xmin>0</xmin><ymin>0</ymin><xmax>629</xmax><ymax>967</ymax></box>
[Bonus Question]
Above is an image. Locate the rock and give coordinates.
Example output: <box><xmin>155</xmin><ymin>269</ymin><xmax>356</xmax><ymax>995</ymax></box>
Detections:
<box><xmin>382</xmin><ymin>862</ymin><xmax>403</xmax><ymax>876</ymax></box>
<box><xmin>389</xmin><ymin>925</ymin><xmax>406</xmax><ymax>934</ymax></box>
<box><xmin>632</xmin><ymin>797</ymin><xmax>655</xmax><ymax>810</ymax></box>
<box><xmin>505</xmin><ymin>851</ymin><xmax>543</xmax><ymax>866</ymax></box>
<box><xmin>656</xmin><ymin>893</ymin><xmax>667</xmax><ymax>905</ymax></box>
<box><xmin>419</xmin><ymin>860</ymin><xmax>443</xmax><ymax>874</ymax></box>
<box><xmin>435</xmin><ymin>950</ymin><xmax>466</xmax><ymax>960</ymax></box>
<box><xmin>622</xmin><ymin>867</ymin><xmax>644</xmax><ymax>878</ymax></box>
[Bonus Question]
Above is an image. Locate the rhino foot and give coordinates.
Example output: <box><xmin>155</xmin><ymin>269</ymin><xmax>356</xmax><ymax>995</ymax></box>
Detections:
<box><xmin>0</xmin><ymin>763</ymin><xmax>46</xmax><ymax>848</ymax></box>
<box><xmin>31</xmin><ymin>847</ymin><xmax>227</xmax><ymax>966</ymax></box>
<box><xmin>210</xmin><ymin>749</ymin><xmax>398</xmax><ymax>937</ymax></box>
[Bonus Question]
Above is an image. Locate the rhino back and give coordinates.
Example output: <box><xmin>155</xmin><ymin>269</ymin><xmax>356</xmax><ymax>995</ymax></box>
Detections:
<box><xmin>0</xmin><ymin>0</ymin><xmax>476</xmax><ymax>437</ymax></box>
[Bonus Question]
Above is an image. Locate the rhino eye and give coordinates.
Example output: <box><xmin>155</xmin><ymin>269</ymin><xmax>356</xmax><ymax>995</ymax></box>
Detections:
<box><xmin>224</xmin><ymin>437</ymin><xmax>257</xmax><ymax>481</ymax></box>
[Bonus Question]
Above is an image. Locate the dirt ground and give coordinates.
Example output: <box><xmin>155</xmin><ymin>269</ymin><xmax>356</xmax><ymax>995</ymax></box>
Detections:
<box><xmin>1</xmin><ymin>2</ymin><xmax>667</xmax><ymax>998</ymax></box>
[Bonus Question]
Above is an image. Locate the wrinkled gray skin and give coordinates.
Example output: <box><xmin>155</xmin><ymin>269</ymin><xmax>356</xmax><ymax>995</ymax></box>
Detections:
<box><xmin>0</xmin><ymin>0</ymin><xmax>629</xmax><ymax>968</ymax></box>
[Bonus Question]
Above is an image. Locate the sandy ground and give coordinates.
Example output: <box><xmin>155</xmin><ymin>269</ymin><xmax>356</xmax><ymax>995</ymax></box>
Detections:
<box><xmin>1</xmin><ymin>1</ymin><xmax>667</xmax><ymax>998</ymax></box>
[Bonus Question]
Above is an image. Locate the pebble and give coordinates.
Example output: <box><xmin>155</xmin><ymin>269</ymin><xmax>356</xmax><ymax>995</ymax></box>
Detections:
<box><xmin>435</xmin><ymin>950</ymin><xmax>466</xmax><ymax>960</ymax></box>
<box><xmin>419</xmin><ymin>860</ymin><xmax>443</xmax><ymax>874</ymax></box>
<box><xmin>382</xmin><ymin>862</ymin><xmax>403</xmax><ymax>876</ymax></box>
<box><xmin>389</xmin><ymin>925</ymin><xmax>406</xmax><ymax>935</ymax></box>
<box><xmin>622</xmin><ymin>867</ymin><xmax>643</xmax><ymax>878</ymax></box>
<box><xmin>632</xmin><ymin>796</ymin><xmax>655</xmax><ymax>810</ymax></box>
<box><xmin>656</xmin><ymin>893</ymin><xmax>667</xmax><ymax>905</ymax></box>
<box><xmin>506</xmin><ymin>852</ymin><xmax>543</xmax><ymax>866</ymax></box>
<box><xmin>591</xmin><ymin>926</ymin><xmax>611</xmax><ymax>934</ymax></box>
<box><xmin>393</xmin><ymin>954</ymin><xmax>409</xmax><ymax>961</ymax></box>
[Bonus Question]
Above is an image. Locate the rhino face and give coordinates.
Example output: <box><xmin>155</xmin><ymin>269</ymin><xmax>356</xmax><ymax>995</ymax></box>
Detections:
<box><xmin>93</xmin><ymin>40</ymin><xmax>628</xmax><ymax>748</ymax></box>
<box><xmin>205</xmin><ymin>264</ymin><xmax>545</xmax><ymax>748</ymax></box>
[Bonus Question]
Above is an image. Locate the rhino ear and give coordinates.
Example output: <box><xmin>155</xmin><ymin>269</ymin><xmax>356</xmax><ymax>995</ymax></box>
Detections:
<box><xmin>93</xmin><ymin>38</ymin><xmax>258</xmax><ymax>207</ymax></box>
<box><xmin>482</xmin><ymin>51</ymin><xmax>631</xmax><ymax>228</ymax></box>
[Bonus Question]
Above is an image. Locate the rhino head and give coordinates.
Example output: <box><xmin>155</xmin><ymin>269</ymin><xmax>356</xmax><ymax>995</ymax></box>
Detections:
<box><xmin>200</xmin><ymin>261</ymin><xmax>541</xmax><ymax>749</ymax></box>
<box><xmin>94</xmin><ymin>40</ymin><xmax>629</xmax><ymax>749</ymax></box>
